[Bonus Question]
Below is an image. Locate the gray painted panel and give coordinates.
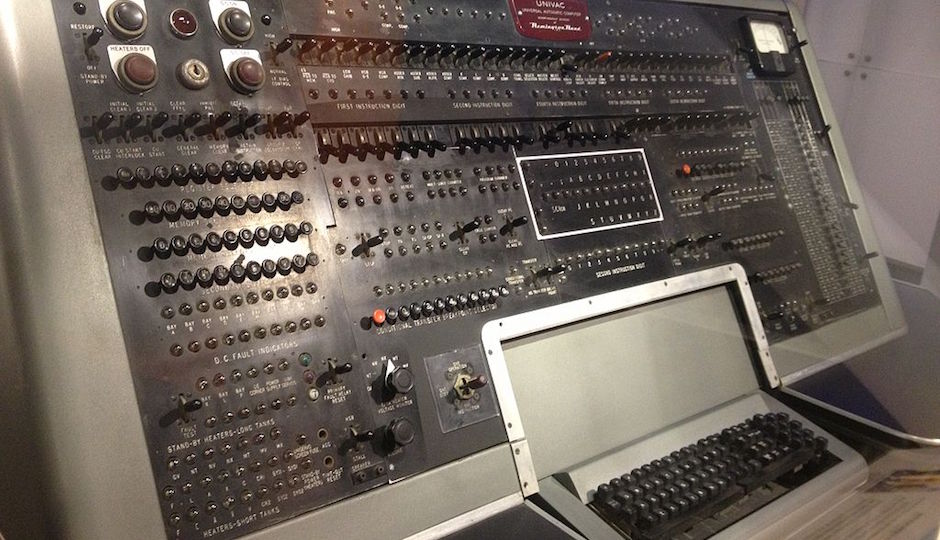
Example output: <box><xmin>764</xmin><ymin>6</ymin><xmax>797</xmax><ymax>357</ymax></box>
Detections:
<box><xmin>243</xmin><ymin>445</ymin><xmax>520</xmax><ymax>540</ymax></box>
<box><xmin>0</xmin><ymin>1</ymin><xmax>165</xmax><ymax>538</ymax></box>
<box><xmin>0</xmin><ymin>215</ymin><xmax>49</xmax><ymax>539</ymax></box>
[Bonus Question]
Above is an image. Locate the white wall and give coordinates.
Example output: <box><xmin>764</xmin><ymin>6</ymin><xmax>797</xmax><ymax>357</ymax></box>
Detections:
<box><xmin>802</xmin><ymin>0</ymin><xmax>940</xmax><ymax>293</ymax></box>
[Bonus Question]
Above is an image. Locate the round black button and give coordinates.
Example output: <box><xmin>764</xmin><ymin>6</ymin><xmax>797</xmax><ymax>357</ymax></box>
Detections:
<box><xmin>219</xmin><ymin>7</ymin><xmax>254</xmax><ymax>43</ymax></box>
<box><xmin>388</xmin><ymin>367</ymin><xmax>414</xmax><ymax>395</ymax></box>
<box><xmin>107</xmin><ymin>1</ymin><xmax>147</xmax><ymax>40</ymax></box>
<box><xmin>387</xmin><ymin>418</ymin><xmax>415</xmax><ymax>447</ymax></box>
<box><xmin>114</xmin><ymin>2</ymin><xmax>144</xmax><ymax>29</ymax></box>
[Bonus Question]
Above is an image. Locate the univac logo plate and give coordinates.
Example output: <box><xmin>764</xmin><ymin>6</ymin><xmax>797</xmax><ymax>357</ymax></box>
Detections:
<box><xmin>508</xmin><ymin>0</ymin><xmax>592</xmax><ymax>41</ymax></box>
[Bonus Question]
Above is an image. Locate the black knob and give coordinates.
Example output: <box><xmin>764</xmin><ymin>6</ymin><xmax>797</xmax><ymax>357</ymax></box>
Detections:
<box><xmin>385</xmin><ymin>363</ymin><xmax>414</xmax><ymax>396</ymax></box>
<box><xmin>219</xmin><ymin>7</ymin><xmax>254</xmax><ymax>44</ymax></box>
<box><xmin>386</xmin><ymin>418</ymin><xmax>415</xmax><ymax>448</ymax></box>
<box><xmin>106</xmin><ymin>1</ymin><xmax>148</xmax><ymax>40</ymax></box>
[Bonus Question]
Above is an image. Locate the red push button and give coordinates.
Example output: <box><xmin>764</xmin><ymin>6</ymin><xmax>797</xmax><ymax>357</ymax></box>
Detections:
<box><xmin>229</xmin><ymin>57</ymin><xmax>265</xmax><ymax>94</ymax></box>
<box><xmin>372</xmin><ymin>309</ymin><xmax>386</xmax><ymax>326</ymax></box>
<box><xmin>117</xmin><ymin>53</ymin><xmax>158</xmax><ymax>92</ymax></box>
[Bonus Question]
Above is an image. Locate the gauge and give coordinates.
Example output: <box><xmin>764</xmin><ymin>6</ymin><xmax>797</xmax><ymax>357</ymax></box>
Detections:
<box><xmin>749</xmin><ymin>20</ymin><xmax>789</xmax><ymax>54</ymax></box>
<box><xmin>741</xmin><ymin>17</ymin><xmax>796</xmax><ymax>76</ymax></box>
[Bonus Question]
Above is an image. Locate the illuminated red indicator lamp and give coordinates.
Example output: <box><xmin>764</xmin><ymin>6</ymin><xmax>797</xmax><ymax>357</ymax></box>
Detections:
<box><xmin>169</xmin><ymin>8</ymin><xmax>198</xmax><ymax>38</ymax></box>
<box><xmin>372</xmin><ymin>309</ymin><xmax>387</xmax><ymax>326</ymax></box>
<box><xmin>597</xmin><ymin>51</ymin><xmax>613</xmax><ymax>63</ymax></box>
<box><xmin>678</xmin><ymin>164</ymin><xmax>693</xmax><ymax>177</ymax></box>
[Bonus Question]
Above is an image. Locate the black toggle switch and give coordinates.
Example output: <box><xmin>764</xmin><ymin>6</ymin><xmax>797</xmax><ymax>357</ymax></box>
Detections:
<box><xmin>274</xmin><ymin>37</ymin><xmax>293</xmax><ymax>55</ymax></box>
<box><xmin>124</xmin><ymin>112</ymin><xmax>143</xmax><ymax>130</ymax></box>
<box><xmin>294</xmin><ymin>111</ymin><xmax>311</xmax><ymax>125</ymax></box>
<box><xmin>84</xmin><ymin>26</ymin><xmax>104</xmax><ymax>60</ymax></box>
<box><xmin>214</xmin><ymin>111</ymin><xmax>233</xmax><ymax>127</ymax></box>
<box><xmin>500</xmin><ymin>215</ymin><xmax>529</xmax><ymax>236</ymax></box>
<box><xmin>462</xmin><ymin>217</ymin><xmax>482</xmax><ymax>234</ymax></box>
<box><xmin>406</xmin><ymin>43</ymin><xmax>426</xmax><ymax>62</ymax></box>
<box><xmin>151</xmin><ymin>111</ymin><xmax>169</xmax><ymax>129</ymax></box>
<box><xmin>449</xmin><ymin>217</ymin><xmax>482</xmax><ymax>242</ymax></box>
<box><xmin>352</xmin><ymin>234</ymin><xmax>384</xmax><ymax>258</ymax></box>
<box><xmin>466</xmin><ymin>375</ymin><xmax>488</xmax><ymax>390</ymax></box>
<box><xmin>702</xmin><ymin>186</ymin><xmax>727</xmax><ymax>202</ymax></box>
<box><xmin>158</xmin><ymin>394</ymin><xmax>203</xmax><ymax>427</ymax></box>
<box><xmin>298</xmin><ymin>38</ymin><xmax>318</xmax><ymax>57</ymax></box>
<box><xmin>96</xmin><ymin>112</ymin><xmax>115</xmax><ymax>131</ymax></box>
<box><xmin>672</xmin><ymin>237</ymin><xmax>695</xmax><ymax>251</ymax></box>
<box><xmin>341</xmin><ymin>424</ymin><xmax>375</xmax><ymax>454</ymax></box>
<box><xmin>86</xmin><ymin>26</ymin><xmax>104</xmax><ymax>47</ymax></box>
<box><xmin>326</xmin><ymin>359</ymin><xmax>353</xmax><ymax>385</ymax></box>
<box><xmin>349</xmin><ymin>425</ymin><xmax>374</xmax><ymax>443</ymax></box>
<box><xmin>536</xmin><ymin>264</ymin><xmax>567</xmax><ymax>279</ymax></box>
<box><xmin>454</xmin><ymin>372</ymin><xmax>489</xmax><ymax>400</ymax></box>
<box><xmin>697</xmin><ymin>232</ymin><xmax>723</xmax><ymax>246</ymax></box>
<box><xmin>452</xmin><ymin>45</ymin><xmax>472</xmax><ymax>63</ymax></box>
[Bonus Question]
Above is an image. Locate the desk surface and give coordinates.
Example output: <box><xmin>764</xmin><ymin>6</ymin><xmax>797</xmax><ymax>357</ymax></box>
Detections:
<box><xmin>790</xmin><ymin>447</ymin><xmax>940</xmax><ymax>539</ymax></box>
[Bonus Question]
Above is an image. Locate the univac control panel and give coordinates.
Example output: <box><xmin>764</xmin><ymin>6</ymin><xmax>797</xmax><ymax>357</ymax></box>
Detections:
<box><xmin>49</xmin><ymin>0</ymin><xmax>882</xmax><ymax>538</ymax></box>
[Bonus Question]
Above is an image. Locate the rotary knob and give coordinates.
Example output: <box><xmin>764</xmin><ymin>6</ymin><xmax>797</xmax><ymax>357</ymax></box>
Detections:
<box><xmin>229</xmin><ymin>57</ymin><xmax>265</xmax><ymax>94</ymax></box>
<box><xmin>117</xmin><ymin>53</ymin><xmax>158</xmax><ymax>93</ymax></box>
<box><xmin>218</xmin><ymin>7</ymin><xmax>254</xmax><ymax>44</ymax></box>
<box><xmin>106</xmin><ymin>1</ymin><xmax>147</xmax><ymax>40</ymax></box>
<box><xmin>381</xmin><ymin>358</ymin><xmax>414</xmax><ymax>400</ymax></box>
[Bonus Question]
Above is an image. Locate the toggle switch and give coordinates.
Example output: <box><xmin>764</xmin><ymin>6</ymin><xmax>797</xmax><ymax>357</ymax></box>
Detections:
<box><xmin>500</xmin><ymin>215</ymin><xmax>529</xmax><ymax>236</ymax></box>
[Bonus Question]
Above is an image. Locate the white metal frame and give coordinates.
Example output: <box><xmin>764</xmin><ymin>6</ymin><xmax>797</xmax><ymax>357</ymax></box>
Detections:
<box><xmin>480</xmin><ymin>264</ymin><xmax>778</xmax><ymax>495</ymax></box>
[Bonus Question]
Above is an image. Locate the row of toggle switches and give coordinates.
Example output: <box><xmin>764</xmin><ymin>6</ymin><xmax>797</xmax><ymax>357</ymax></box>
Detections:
<box><xmin>366</xmin><ymin>287</ymin><xmax>511</xmax><ymax>329</ymax></box>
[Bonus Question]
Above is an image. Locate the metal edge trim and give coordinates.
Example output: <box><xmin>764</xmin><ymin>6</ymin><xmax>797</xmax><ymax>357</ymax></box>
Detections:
<box><xmin>511</xmin><ymin>440</ymin><xmax>540</xmax><ymax>498</ymax></box>
<box><xmin>664</xmin><ymin>0</ymin><xmax>788</xmax><ymax>12</ymax></box>
<box><xmin>779</xmin><ymin>327</ymin><xmax>907</xmax><ymax>386</ymax></box>
<box><xmin>780</xmin><ymin>386</ymin><xmax>940</xmax><ymax>446</ymax></box>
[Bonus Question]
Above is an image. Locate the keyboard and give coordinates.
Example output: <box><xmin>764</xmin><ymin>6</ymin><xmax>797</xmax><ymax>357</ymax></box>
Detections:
<box><xmin>589</xmin><ymin>413</ymin><xmax>839</xmax><ymax>540</ymax></box>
